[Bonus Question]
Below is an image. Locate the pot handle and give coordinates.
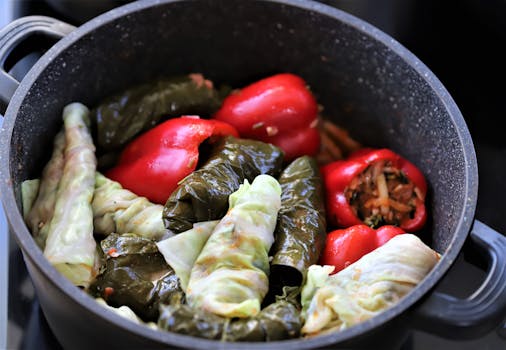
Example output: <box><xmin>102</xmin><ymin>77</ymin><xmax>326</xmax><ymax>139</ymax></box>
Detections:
<box><xmin>412</xmin><ymin>220</ymin><xmax>506</xmax><ymax>339</ymax></box>
<box><xmin>0</xmin><ymin>16</ymin><xmax>75</xmax><ymax>114</ymax></box>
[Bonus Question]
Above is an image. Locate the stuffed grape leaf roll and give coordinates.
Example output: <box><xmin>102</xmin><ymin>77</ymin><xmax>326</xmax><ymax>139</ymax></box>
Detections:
<box><xmin>301</xmin><ymin>234</ymin><xmax>440</xmax><ymax>335</ymax></box>
<box><xmin>90</xmin><ymin>233</ymin><xmax>184</xmax><ymax>321</ymax></box>
<box><xmin>158</xmin><ymin>286</ymin><xmax>301</xmax><ymax>341</ymax></box>
<box><xmin>186</xmin><ymin>175</ymin><xmax>281</xmax><ymax>318</ymax></box>
<box><xmin>270</xmin><ymin>156</ymin><xmax>326</xmax><ymax>292</ymax></box>
<box><xmin>163</xmin><ymin>136</ymin><xmax>284</xmax><ymax>233</ymax></box>
<box><xmin>93</xmin><ymin>74</ymin><xmax>223</xmax><ymax>152</ymax></box>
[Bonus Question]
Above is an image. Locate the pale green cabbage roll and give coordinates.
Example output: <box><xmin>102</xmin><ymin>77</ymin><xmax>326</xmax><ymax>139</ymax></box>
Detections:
<box><xmin>26</xmin><ymin>130</ymin><xmax>65</xmax><ymax>248</ymax></box>
<box><xmin>301</xmin><ymin>234</ymin><xmax>440</xmax><ymax>336</ymax></box>
<box><xmin>95</xmin><ymin>298</ymin><xmax>158</xmax><ymax>330</ymax></box>
<box><xmin>186</xmin><ymin>174</ymin><xmax>282</xmax><ymax>318</ymax></box>
<box><xmin>93</xmin><ymin>172</ymin><xmax>169</xmax><ymax>241</ymax></box>
<box><xmin>21</xmin><ymin>179</ymin><xmax>40</xmax><ymax>221</ymax></box>
<box><xmin>43</xmin><ymin>103</ymin><xmax>97</xmax><ymax>288</ymax></box>
<box><xmin>156</xmin><ymin>220</ymin><xmax>219</xmax><ymax>291</ymax></box>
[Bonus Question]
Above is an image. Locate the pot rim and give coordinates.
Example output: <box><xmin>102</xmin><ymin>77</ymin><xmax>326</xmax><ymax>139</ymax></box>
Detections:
<box><xmin>0</xmin><ymin>0</ymin><xmax>478</xmax><ymax>348</ymax></box>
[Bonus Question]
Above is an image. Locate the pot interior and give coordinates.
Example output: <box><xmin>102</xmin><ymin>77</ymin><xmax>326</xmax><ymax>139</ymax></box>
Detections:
<box><xmin>2</xmin><ymin>0</ymin><xmax>477</xmax><ymax>348</ymax></box>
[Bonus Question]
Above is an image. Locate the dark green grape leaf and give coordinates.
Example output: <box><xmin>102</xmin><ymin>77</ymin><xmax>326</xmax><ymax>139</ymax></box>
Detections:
<box><xmin>270</xmin><ymin>156</ymin><xmax>327</xmax><ymax>294</ymax></box>
<box><xmin>89</xmin><ymin>233</ymin><xmax>184</xmax><ymax>321</ymax></box>
<box><xmin>158</xmin><ymin>286</ymin><xmax>301</xmax><ymax>341</ymax></box>
<box><xmin>163</xmin><ymin>136</ymin><xmax>284</xmax><ymax>233</ymax></box>
<box><xmin>92</xmin><ymin>74</ymin><xmax>223</xmax><ymax>153</ymax></box>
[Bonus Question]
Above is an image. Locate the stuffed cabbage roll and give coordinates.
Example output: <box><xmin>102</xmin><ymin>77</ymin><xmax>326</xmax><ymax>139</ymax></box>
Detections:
<box><xmin>90</xmin><ymin>233</ymin><xmax>184</xmax><ymax>321</ymax></box>
<box><xmin>93</xmin><ymin>73</ymin><xmax>223</xmax><ymax>152</ymax></box>
<box><xmin>25</xmin><ymin>130</ymin><xmax>65</xmax><ymax>249</ymax></box>
<box><xmin>163</xmin><ymin>136</ymin><xmax>284</xmax><ymax>233</ymax></box>
<box><xmin>156</xmin><ymin>220</ymin><xmax>219</xmax><ymax>291</ymax></box>
<box><xmin>186</xmin><ymin>175</ymin><xmax>282</xmax><ymax>318</ymax></box>
<box><xmin>301</xmin><ymin>234</ymin><xmax>440</xmax><ymax>335</ymax></box>
<box><xmin>95</xmin><ymin>298</ymin><xmax>158</xmax><ymax>330</ymax></box>
<box><xmin>92</xmin><ymin>172</ymin><xmax>170</xmax><ymax>240</ymax></box>
<box><xmin>21</xmin><ymin>179</ymin><xmax>40</xmax><ymax>221</ymax></box>
<box><xmin>270</xmin><ymin>156</ymin><xmax>326</xmax><ymax>292</ymax></box>
<box><xmin>158</xmin><ymin>286</ymin><xmax>301</xmax><ymax>341</ymax></box>
<box><xmin>43</xmin><ymin>103</ymin><xmax>98</xmax><ymax>287</ymax></box>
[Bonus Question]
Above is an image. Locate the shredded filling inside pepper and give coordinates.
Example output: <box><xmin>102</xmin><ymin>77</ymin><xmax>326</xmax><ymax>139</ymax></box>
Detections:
<box><xmin>345</xmin><ymin>160</ymin><xmax>423</xmax><ymax>228</ymax></box>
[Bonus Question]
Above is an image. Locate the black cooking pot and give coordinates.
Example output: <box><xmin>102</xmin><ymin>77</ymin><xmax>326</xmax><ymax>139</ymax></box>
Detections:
<box><xmin>1</xmin><ymin>1</ymin><xmax>505</xmax><ymax>349</ymax></box>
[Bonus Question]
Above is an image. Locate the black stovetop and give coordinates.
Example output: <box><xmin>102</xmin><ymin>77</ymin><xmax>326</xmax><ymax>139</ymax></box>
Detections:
<box><xmin>1</xmin><ymin>1</ymin><xmax>505</xmax><ymax>349</ymax></box>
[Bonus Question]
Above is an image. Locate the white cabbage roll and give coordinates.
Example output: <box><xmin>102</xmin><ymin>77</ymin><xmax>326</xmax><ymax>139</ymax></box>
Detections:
<box><xmin>43</xmin><ymin>103</ymin><xmax>97</xmax><ymax>288</ymax></box>
<box><xmin>92</xmin><ymin>173</ymin><xmax>170</xmax><ymax>240</ymax></box>
<box><xmin>95</xmin><ymin>298</ymin><xmax>158</xmax><ymax>330</ymax></box>
<box><xmin>301</xmin><ymin>234</ymin><xmax>440</xmax><ymax>335</ymax></box>
<box><xmin>156</xmin><ymin>220</ymin><xmax>219</xmax><ymax>291</ymax></box>
<box><xmin>26</xmin><ymin>130</ymin><xmax>65</xmax><ymax>248</ymax></box>
<box><xmin>186</xmin><ymin>174</ymin><xmax>282</xmax><ymax>318</ymax></box>
<box><xmin>21</xmin><ymin>179</ymin><xmax>40</xmax><ymax>221</ymax></box>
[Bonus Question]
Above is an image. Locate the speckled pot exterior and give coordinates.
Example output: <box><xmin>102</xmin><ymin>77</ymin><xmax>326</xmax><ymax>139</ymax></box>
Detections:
<box><xmin>0</xmin><ymin>1</ymin><xmax>481</xmax><ymax>349</ymax></box>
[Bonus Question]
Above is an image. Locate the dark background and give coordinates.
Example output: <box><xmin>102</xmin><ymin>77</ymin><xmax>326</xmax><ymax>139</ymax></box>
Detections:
<box><xmin>1</xmin><ymin>0</ymin><xmax>505</xmax><ymax>349</ymax></box>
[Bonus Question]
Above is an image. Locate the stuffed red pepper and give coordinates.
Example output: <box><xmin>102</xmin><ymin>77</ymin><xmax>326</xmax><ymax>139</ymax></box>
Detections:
<box><xmin>213</xmin><ymin>73</ymin><xmax>320</xmax><ymax>161</ymax></box>
<box><xmin>321</xmin><ymin>148</ymin><xmax>427</xmax><ymax>231</ymax></box>
<box><xmin>106</xmin><ymin>116</ymin><xmax>238</xmax><ymax>204</ymax></box>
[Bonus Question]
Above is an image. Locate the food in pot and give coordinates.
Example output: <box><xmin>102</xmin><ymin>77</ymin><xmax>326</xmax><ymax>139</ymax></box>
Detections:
<box><xmin>25</xmin><ymin>130</ymin><xmax>66</xmax><ymax>249</ymax></box>
<box><xmin>319</xmin><ymin>224</ymin><xmax>405</xmax><ymax>274</ymax></box>
<box><xmin>92</xmin><ymin>172</ymin><xmax>170</xmax><ymax>241</ymax></box>
<box><xmin>213</xmin><ymin>73</ymin><xmax>320</xmax><ymax>161</ymax></box>
<box><xmin>20</xmin><ymin>73</ymin><xmax>435</xmax><ymax>342</ymax></box>
<box><xmin>158</xmin><ymin>286</ymin><xmax>301</xmax><ymax>341</ymax></box>
<box><xmin>40</xmin><ymin>103</ymin><xmax>97</xmax><ymax>287</ymax></box>
<box><xmin>270</xmin><ymin>155</ymin><xmax>327</xmax><ymax>294</ymax></box>
<box><xmin>186</xmin><ymin>174</ymin><xmax>281</xmax><ymax>318</ymax></box>
<box><xmin>95</xmin><ymin>297</ymin><xmax>158</xmax><ymax>330</ymax></box>
<box><xmin>163</xmin><ymin>136</ymin><xmax>284</xmax><ymax>234</ymax></box>
<box><xmin>301</xmin><ymin>234</ymin><xmax>440</xmax><ymax>336</ymax></box>
<box><xmin>156</xmin><ymin>221</ymin><xmax>219</xmax><ymax>290</ymax></box>
<box><xmin>321</xmin><ymin>148</ymin><xmax>428</xmax><ymax>231</ymax></box>
<box><xmin>106</xmin><ymin>116</ymin><xmax>239</xmax><ymax>204</ymax></box>
<box><xmin>89</xmin><ymin>233</ymin><xmax>184</xmax><ymax>321</ymax></box>
<box><xmin>93</xmin><ymin>73</ymin><xmax>224</xmax><ymax>152</ymax></box>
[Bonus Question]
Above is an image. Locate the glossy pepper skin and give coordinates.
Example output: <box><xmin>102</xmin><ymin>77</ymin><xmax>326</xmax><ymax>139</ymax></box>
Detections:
<box><xmin>321</xmin><ymin>148</ymin><xmax>427</xmax><ymax>232</ymax></box>
<box><xmin>106</xmin><ymin>116</ymin><xmax>238</xmax><ymax>204</ymax></box>
<box><xmin>212</xmin><ymin>73</ymin><xmax>320</xmax><ymax>161</ymax></box>
<box><xmin>320</xmin><ymin>224</ymin><xmax>405</xmax><ymax>273</ymax></box>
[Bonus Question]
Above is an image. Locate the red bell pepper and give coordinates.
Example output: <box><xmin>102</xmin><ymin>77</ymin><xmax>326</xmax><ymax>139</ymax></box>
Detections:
<box><xmin>321</xmin><ymin>148</ymin><xmax>427</xmax><ymax>232</ymax></box>
<box><xmin>106</xmin><ymin>116</ymin><xmax>238</xmax><ymax>204</ymax></box>
<box><xmin>320</xmin><ymin>224</ymin><xmax>405</xmax><ymax>273</ymax></box>
<box><xmin>212</xmin><ymin>73</ymin><xmax>320</xmax><ymax>161</ymax></box>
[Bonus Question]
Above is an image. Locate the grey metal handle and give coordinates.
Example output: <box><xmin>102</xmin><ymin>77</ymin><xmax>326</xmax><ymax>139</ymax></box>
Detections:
<box><xmin>412</xmin><ymin>220</ymin><xmax>506</xmax><ymax>339</ymax></box>
<box><xmin>0</xmin><ymin>16</ymin><xmax>75</xmax><ymax>115</ymax></box>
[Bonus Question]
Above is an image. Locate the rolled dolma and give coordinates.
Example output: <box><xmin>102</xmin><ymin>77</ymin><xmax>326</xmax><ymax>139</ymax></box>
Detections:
<box><xmin>270</xmin><ymin>156</ymin><xmax>327</xmax><ymax>292</ymax></box>
<box><xmin>43</xmin><ymin>103</ymin><xmax>98</xmax><ymax>287</ymax></box>
<box><xmin>92</xmin><ymin>172</ymin><xmax>170</xmax><ymax>241</ymax></box>
<box><xmin>93</xmin><ymin>74</ymin><xmax>223</xmax><ymax>152</ymax></box>
<box><xmin>186</xmin><ymin>175</ymin><xmax>281</xmax><ymax>318</ymax></box>
<box><xmin>90</xmin><ymin>233</ymin><xmax>184</xmax><ymax>321</ymax></box>
<box><xmin>156</xmin><ymin>220</ymin><xmax>219</xmax><ymax>291</ymax></box>
<box><xmin>163</xmin><ymin>136</ymin><xmax>284</xmax><ymax>233</ymax></box>
<box><xmin>301</xmin><ymin>234</ymin><xmax>440</xmax><ymax>335</ymax></box>
<box><xmin>222</xmin><ymin>286</ymin><xmax>301</xmax><ymax>341</ymax></box>
<box><xmin>26</xmin><ymin>130</ymin><xmax>65</xmax><ymax>249</ymax></box>
<box><xmin>158</xmin><ymin>286</ymin><xmax>301</xmax><ymax>341</ymax></box>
